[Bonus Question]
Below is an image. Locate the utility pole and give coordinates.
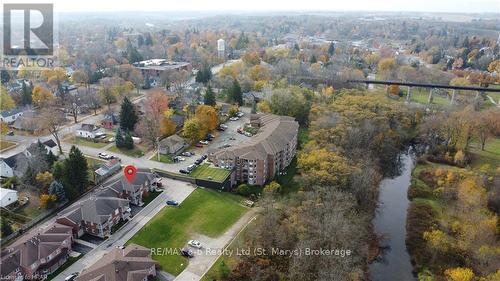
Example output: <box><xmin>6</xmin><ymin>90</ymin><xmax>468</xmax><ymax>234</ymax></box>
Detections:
<box><xmin>156</xmin><ymin>137</ymin><xmax>160</xmax><ymax>161</ymax></box>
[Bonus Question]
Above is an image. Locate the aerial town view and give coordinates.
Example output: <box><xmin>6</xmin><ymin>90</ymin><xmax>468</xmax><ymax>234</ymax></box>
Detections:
<box><xmin>0</xmin><ymin>1</ymin><xmax>499</xmax><ymax>281</ymax></box>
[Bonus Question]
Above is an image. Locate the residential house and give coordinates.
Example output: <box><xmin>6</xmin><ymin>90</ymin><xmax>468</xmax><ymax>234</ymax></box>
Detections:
<box><xmin>158</xmin><ymin>134</ymin><xmax>186</xmax><ymax>155</ymax></box>
<box><xmin>0</xmin><ymin>152</ymin><xmax>29</xmax><ymax>178</ymax></box>
<box><xmin>76</xmin><ymin>124</ymin><xmax>105</xmax><ymax>139</ymax></box>
<box><xmin>0</xmin><ymin>187</ymin><xmax>18</xmax><ymax>207</ymax></box>
<box><xmin>99</xmin><ymin>171</ymin><xmax>160</xmax><ymax>206</ymax></box>
<box><xmin>209</xmin><ymin>114</ymin><xmax>299</xmax><ymax>186</ymax></box>
<box><xmin>75</xmin><ymin>244</ymin><xmax>157</xmax><ymax>281</ymax></box>
<box><xmin>11</xmin><ymin>110</ymin><xmax>40</xmax><ymax>132</ymax></box>
<box><xmin>42</xmin><ymin>139</ymin><xmax>60</xmax><ymax>156</ymax></box>
<box><xmin>0</xmin><ymin>108</ymin><xmax>24</xmax><ymax>123</ymax></box>
<box><xmin>0</xmin><ymin>223</ymin><xmax>73</xmax><ymax>280</ymax></box>
<box><xmin>101</xmin><ymin>112</ymin><xmax>119</xmax><ymax>129</ymax></box>
<box><xmin>56</xmin><ymin>197</ymin><xmax>131</xmax><ymax>238</ymax></box>
<box><xmin>94</xmin><ymin>159</ymin><xmax>121</xmax><ymax>183</ymax></box>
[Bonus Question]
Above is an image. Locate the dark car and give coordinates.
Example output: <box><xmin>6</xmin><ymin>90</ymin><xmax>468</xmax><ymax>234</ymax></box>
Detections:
<box><xmin>207</xmin><ymin>133</ymin><xmax>215</xmax><ymax>139</ymax></box>
<box><xmin>195</xmin><ymin>143</ymin><xmax>203</xmax><ymax>147</ymax></box>
<box><xmin>181</xmin><ymin>248</ymin><xmax>194</xmax><ymax>258</ymax></box>
<box><xmin>179</xmin><ymin>169</ymin><xmax>189</xmax><ymax>174</ymax></box>
<box><xmin>202</xmin><ymin>154</ymin><xmax>208</xmax><ymax>160</ymax></box>
<box><xmin>166</xmin><ymin>200</ymin><xmax>179</xmax><ymax>206</ymax></box>
<box><xmin>7</xmin><ymin>131</ymin><xmax>14</xmax><ymax>136</ymax></box>
<box><xmin>195</xmin><ymin>159</ymin><xmax>203</xmax><ymax>165</ymax></box>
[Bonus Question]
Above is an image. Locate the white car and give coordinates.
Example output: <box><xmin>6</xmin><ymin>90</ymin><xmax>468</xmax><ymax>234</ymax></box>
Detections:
<box><xmin>98</xmin><ymin>152</ymin><xmax>113</xmax><ymax>160</ymax></box>
<box><xmin>188</xmin><ymin>240</ymin><xmax>202</xmax><ymax>249</ymax></box>
<box><xmin>174</xmin><ymin>156</ymin><xmax>186</xmax><ymax>161</ymax></box>
<box><xmin>64</xmin><ymin>273</ymin><xmax>79</xmax><ymax>281</ymax></box>
<box><xmin>199</xmin><ymin>140</ymin><xmax>209</xmax><ymax>145</ymax></box>
<box><xmin>229</xmin><ymin>117</ymin><xmax>239</xmax><ymax>121</ymax></box>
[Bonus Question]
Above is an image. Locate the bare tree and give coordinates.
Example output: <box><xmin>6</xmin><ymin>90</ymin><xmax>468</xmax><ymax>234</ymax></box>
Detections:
<box><xmin>38</xmin><ymin>107</ymin><xmax>66</xmax><ymax>154</ymax></box>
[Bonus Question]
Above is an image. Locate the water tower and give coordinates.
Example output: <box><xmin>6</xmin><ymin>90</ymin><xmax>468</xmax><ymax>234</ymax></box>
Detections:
<box><xmin>217</xmin><ymin>38</ymin><xmax>225</xmax><ymax>59</ymax></box>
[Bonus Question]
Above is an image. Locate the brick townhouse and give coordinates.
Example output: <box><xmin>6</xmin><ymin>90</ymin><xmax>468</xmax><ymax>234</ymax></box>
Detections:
<box><xmin>99</xmin><ymin>171</ymin><xmax>160</xmax><ymax>206</ymax></box>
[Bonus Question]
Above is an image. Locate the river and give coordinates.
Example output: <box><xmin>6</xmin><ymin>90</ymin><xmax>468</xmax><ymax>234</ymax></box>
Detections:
<box><xmin>369</xmin><ymin>152</ymin><xmax>416</xmax><ymax>281</ymax></box>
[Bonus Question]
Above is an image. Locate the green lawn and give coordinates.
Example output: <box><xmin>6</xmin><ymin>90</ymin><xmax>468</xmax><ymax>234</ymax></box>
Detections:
<box><xmin>128</xmin><ymin>189</ymin><xmax>247</xmax><ymax>276</ymax></box>
<box><xmin>63</xmin><ymin>135</ymin><xmax>111</xmax><ymax>148</ymax></box>
<box><xmin>150</xmin><ymin>153</ymin><xmax>174</xmax><ymax>163</ymax></box>
<box><xmin>0</xmin><ymin>140</ymin><xmax>17</xmax><ymax>151</ymax></box>
<box><xmin>190</xmin><ymin>164</ymin><xmax>231</xmax><ymax>182</ymax></box>
<box><xmin>85</xmin><ymin>157</ymin><xmax>106</xmax><ymax>184</ymax></box>
<box><xmin>108</xmin><ymin>145</ymin><xmax>145</xmax><ymax>158</ymax></box>
<box><xmin>411</xmin><ymin>89</ymin><xmax>450</xmax><ymax>106</ymax></box>
<box><xmin>469</xmin><ymin>138</ymin><xmax>500</xmax><ymax>172</ymax></box>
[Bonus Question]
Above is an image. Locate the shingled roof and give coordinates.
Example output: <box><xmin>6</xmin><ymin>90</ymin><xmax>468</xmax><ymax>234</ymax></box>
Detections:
<box><xmin>212</xmin><ymin>114</ymin><xmax>298</xmax><ymax>161</ymax></box>
<box><xmin>75</xmin><ymin>244</ymin><xmax>157</xmax><ymax>281</ymax></box>
<box><xmin>57</xmin><ymin>197</ymin><xmax>130</xmax><ymax>225</ymax></box>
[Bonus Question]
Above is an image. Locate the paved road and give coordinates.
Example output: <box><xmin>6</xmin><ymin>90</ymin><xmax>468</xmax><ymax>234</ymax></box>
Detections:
<box><xmin>175</xmin><ymin>211</ymin><xmax>257</xmax><ymax>281</ymax></box>
<box><xmin>54</xmin><ymin>179</ymin><xmax>196</xmax><ymax>281</ymax></box>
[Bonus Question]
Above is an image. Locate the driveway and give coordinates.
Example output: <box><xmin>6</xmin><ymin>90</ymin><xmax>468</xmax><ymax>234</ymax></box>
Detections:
<box><xmin>175</xmin><ymin>210</ymin><xmax>258</xmax><ymax>281</ymax></box>
<box><xmin>53</xmin><ymin>179</ymin><xmax>196</xmax><ymax>281</ymax></box>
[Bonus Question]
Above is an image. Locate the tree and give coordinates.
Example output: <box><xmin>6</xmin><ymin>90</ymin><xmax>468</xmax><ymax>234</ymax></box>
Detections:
<box><xmin>195</xmin><ymin>105</ymin><xmax>219</xmax><ymax>131</ymax></box>
<box><xmin>183</xmin><ymin>118</ymin><xmax>204</xmax><ymax>143</ymax></box>
<box><xmin>38</xmin><ymin>108</ymin><xmax>65</xmax><ymax>154</ymax></box>
<box><xmin>119</xmin><ymin>96</ymin><xmax>138</xmax><ymax>132</ymax></box>
<box><xmin>40</xmin><ymin>194</ymin><xmax>57</xmax><ymax>209</ymax></box>
<box><xmin>115</xmin><ymin>127</ymin><xmax>125</xmax><ymax>148</ymax></box>
<box><xmin>0</xmin><ymin>70</ymin><xmax>10</xmax><ymax>84</ymax></box>
<box><xmin>32</xmin><ymin>85</ymin><xmax>55</xmax><ymax>106</ymax></box>
<box><xmin>62</xmin><ymin>146</ymin><xmax>89</xmax><ymax>199</ymax></box>
<box><xmin>48</xmin><ymin>180</ymin><xmax>66</xmax><ymax>201</ymax></box>
<box><xmin>377</xmin><ymin>57</ymin><xmax>397</xmax><ymax>79</ymax></box>
<box><xmin>1</xmin><ymin>219</ymin><xmax>13</xmax><ymax>237</ymax></box>
<box><xmin>136</xmin><ymin>89</ymin><xmax>170</xmax><ymax>147</ymax></box>
<box><xmin>21</xmin><ymin>81</ymin><xmax>32</xmax><ymax>106</ymax></box>
<box><xmin>123</xmin><ymin>132</ymin><xmax>134</xmax><ymax>149</ymax></box>
<box><xmin>160</xmin><ymin>109</ymin><xmax>176</xmax><ymax>137</ymax></box>
<box><xmin>328</xmin><ymin>42</ymin><xmax>336</xmax><ymax>56</ymax></box>
<box><xmin>228</xmin><ymin>79</ymin><xmax>243</xmax><ymax>105</ymax></box>
<box><xmin>204</xmin><ymin>84</ymin><xmax>216</xmax><ymax>106</ymax></box>
<box><xmin>36</xmin><ymin>171</ymin><xmax>53</xmax><ymax>192</ymax></box>
<box><xmin>0</xmin><ymin>86</ymin><xmax>15</xmax><ymax>110</ymax></box>
<box><xmin>99</xmin><ymin>85</ymin><xmax>117</xmax><ymax>110</ymax></box>
<box><xmin>444</xmin><ymin>268</ymin><xmax>474</xmax><ymax>281</ymax></box>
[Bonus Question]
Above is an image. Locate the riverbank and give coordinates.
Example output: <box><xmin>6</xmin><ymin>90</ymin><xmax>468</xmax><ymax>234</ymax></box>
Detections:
<box><xmin>406</xmin><ymin>139</ymin><xmax>500</xmax><ymax>280</ymax></box>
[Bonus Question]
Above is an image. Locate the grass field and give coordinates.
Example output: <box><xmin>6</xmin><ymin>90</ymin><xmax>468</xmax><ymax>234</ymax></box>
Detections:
<box><xmin>190</xmin><ymin>163</ymin><xmax>231</xmax><ymax>182</ymax></box>
<box><xmin>468</xmin><ymin>138</ymin><xmax>500</xmax><ymax>172</ymax></box>
<box><xmin>411</xmin><ymin>89</ymin><xmax>450</xmax><ymax>106</ymax></box>
<box><xmin>128</xmin><ymin>189</ymin><xmax>247</xmax><ymax>276</ymax></box>
<box><xmin>63</xmin><ymin>135</ymin><xmax>110</xmax><ymax>148</ymax></box>
<box><xmin>0</xmin><ymin>140</ymin><xmax>17</xmax><ymax>151</ymax></box>
<box><xmin>108</xmin><ymin>145</ymin><xmax>145</xmax><ymax>158</ymax></box>
<box><xmin>150</xmin><ymin>153</ymin><xmax>174</xmax><ymax>163</ymax></box>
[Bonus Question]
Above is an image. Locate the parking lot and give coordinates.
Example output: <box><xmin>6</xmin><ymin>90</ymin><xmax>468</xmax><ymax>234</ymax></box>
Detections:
<box><xmin>165</xmin><ymin>106</ymin><xmax>254</xmax><ymax>173</ymax></box>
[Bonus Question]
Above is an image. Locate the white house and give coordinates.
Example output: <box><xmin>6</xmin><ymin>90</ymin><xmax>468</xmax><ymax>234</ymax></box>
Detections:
<box><xmin>0</xmin><ymin>188</ymin><xmax>18</xmax><ymax>207</ymax></box>
<box><xmin>0</xmin><ymin>108</ymin><xmax>24</xmax><ymax>123</ymax></box>
<box><xmin>0</xmin><ymin>152</ymin><xmax>29</xmax><ymax>178</ymax></box>
<box><xmin>43</xmin><ymin>139</ymin><xmax>60</xmax><ymax>155</ymax></box>
<box><xmin>76</xmin><ymin>124</ymin><xmax>105</xmax><ymax>139</ymax></box>
<box><xmin>0</xmin><ymin>159</ymin><xmax>14</xmax><ymax>178</ymax></box>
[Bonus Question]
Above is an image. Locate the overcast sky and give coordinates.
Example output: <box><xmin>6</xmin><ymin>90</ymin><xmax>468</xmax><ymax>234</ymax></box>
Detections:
<box><xmin>3</xmin><ymin>0</ymin><xmax>500</xmax><ymax>13</ymax></box>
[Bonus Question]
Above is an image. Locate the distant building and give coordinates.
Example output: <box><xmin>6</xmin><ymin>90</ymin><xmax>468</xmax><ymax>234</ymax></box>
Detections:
<box><xmin>11</xmin><ymin>110</ymin><xmax>41</xmax><ymax>132</ymax></box>
<box><xmin>94</xmin><ymin>159</ymin><xmax>121</xmax><ymax>183</ymax></box>
<box><xmin>75</xmin><ymin>244</ymin><xmax>157</xmax><ymax>281</ymax></box>
<box><xmin>133</xmin><ymin>59</ymin><xmax>192</xmax><ymax>83</ymax></box>
<box><xmin>56</xmin><ymin>196</ymin><xmax>131</xmax><ymax>238</ymax></box>
<box><xmin>0</xmin><ymin>223</ymin><xmax>73</xmax><ymax>280</ymax></box>
<box><xmin>101</xmin><ymin>112</ymin><xmax>119</xmax><ymax>129</ymax></box>
<box><xmin>217</xmin><ymin>38</ymin><xmax>225</xmax><ymax>59</ymax></box>
<box><xmin>76</xmin><ymin>124</ymin><xmax>105</xmax><ymax>139</ymax></box>
<box><xmin>210</xmin><ymin>114</ymin><xmax>299</xmax><ymax>186</ymax></box>
<box><xmin>158</xmin><ymin>134</ymin><xmax>186</xmax><ymax>155</ymax></box>
<box><xmin>0</xmin><ymin>188</ymin><xmax>18</xmax><ymax>207</ymax></box>
<box><xmin>0</xmin><ymin>108</ymin><xmax>24</xmax><ymax>123</ymax></box>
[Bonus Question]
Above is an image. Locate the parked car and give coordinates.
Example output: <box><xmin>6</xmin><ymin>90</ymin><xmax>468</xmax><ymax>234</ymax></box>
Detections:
<box><xmin>229</xmin><ymin>117</ymin><xmax>239</xmax><ymax>121</ymax></box>
<box><xmin>199</xmin><ymin>140</ymin><xmax>209</xmax><ymax>145</ymax></box>
<box><xmin>244</xmin><ymin>132</ymin><xmax>253</xmax><ymax>137</ymax></box>
<box><xmin>202</xmin><ymin>154</ymin><xmax>208</xmax><ymax>160</ymax></box>
<box><xmin>182</xmin><ymin>152</ymin><xmax>194</xmax><ymax>157</ymax></box>
<box><xmin>174</xmin><ymin>156</ymin><xmax>186</xmax><ymax>162</ymax></box>
<box><xmin>187</xmin><ymin>164</ymin><xmax>196</xmax><ymax>171</ymax></box>
<box><xmin>7</xmin><ymin>131</ymin><xmax>14</xmax><ymax>136</ymax></box>
<box><xmin>236</xmin><ymin>112</ymin><xmax>244</xmax><ymax>117</ymax></box>
<box><xmin>181</xmin><ymin>248</ymin><xmax>194</xmax><ymax>258</ymax></box>
<box><xmin>229</xmin><ymin>137</ymin><xmax>236</xmax><ymax>140</ymax></box>
<box><xmin>179</xmin><ymin>169</ymin><xmax>189</xmax><ymax>174</ymax></box>
<box><xmin>195</xmin><ymin>159</ymin><xmax>203</xmax><ymax>165</ymax></box>
<box><xmin>195</xmin><ymin>143</ymin><xmax>204</xmax><ymax>147</ymax></box>
<box><xmin>166</xmin><ymin>200</ymin><xmax>179</xmax><ymax>206</ymax></box>
<box><xmin>188</xmin><ymin>240</ymin><xmax>202</xmax><ymax>249</ymax></box>
<box><xmin>64</xmin><ymin>273</ymin><xmax>79</xmax><ymax>281</ymax></box>
<box><xmin>207</xmin><ymin>133</ymin><xmax>215</xmax><ymax>139</ymax></box>
<box><xmin>98</xmin><ymin>152</ymin><xmax>113</xmax><ymax>160</ymax></box>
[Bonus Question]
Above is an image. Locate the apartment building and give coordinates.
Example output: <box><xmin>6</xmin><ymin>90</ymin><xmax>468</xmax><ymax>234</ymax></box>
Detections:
<box><xmin>0</xmin><ymin>223</ymin><xmax>73</xmax><ymax>280</ymax></box>
<box><xmin>210</xmin><ymin>114</ymin><xmax>299</xmax><ymax>186</ymax></box>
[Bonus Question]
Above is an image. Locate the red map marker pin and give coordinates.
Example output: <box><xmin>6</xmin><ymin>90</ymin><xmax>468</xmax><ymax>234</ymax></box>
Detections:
<box><xmin>124</xmin><ymin>165</ymin><xmax>137</xmax><ymax>183</ymax></box>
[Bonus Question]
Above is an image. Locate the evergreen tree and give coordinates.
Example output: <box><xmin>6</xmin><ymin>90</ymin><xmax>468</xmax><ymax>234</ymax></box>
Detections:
<box><xmin>115</xmin><ymin>127</ymin><xmax>125</xmax><ymax>148</ymax></box>
<box><xmin>328</xmin><ymin>42</ymin><xmax>335</xmax><ymax>56</ymax></box>
<box><xmin>0</xmin><ymin>219</ymin><xmax>13</xmax><ymax>237</ymax></box>
<box><xmin>119</xmin><ymin>97</ymin><xmax>138</xmax><ymax>131</ymax></box>
<box><xmin>1</xmin><ymin>70</ymin><xmax>10</xmax><ymax>84</ymax></box>
<box><xmin>143</xmin><ymin>75</ymin><xmax>151</xmax><ymax>89</ymax></box>
<box><xmin>310</xmin><ymin>55</ymin><xmax>317</xmax><ymax>64</ymax></box>
<box><xmin>204</xmin><ymin>84</ymin><xmax>216</xmax><ymax>106</ymax></box>
<box><xmin>48</xmin><ymin>180</ymin><xmax>66</xmax><ymax>201</ymax></box>
<box><xmin>62</xmin><ymin>146</ymin><xmax>88</xmax><ymax>199</ymax></box>
<box><xmin>52</xmin><ymin>161</ymin><xmax>65</xmax><ymax>181</ymax></box>
<box><xmin>21</xmin><ymin>82</ymin><xmax>32</xmax><ymax>106</ymax></box>
<box><xmin>231</xmin><ymin>80</ymin><xmax>243</xmax><ymax>106</ymax></box>
<box><xmin>123</xmin><ymin>132</ymin><xmax>134</xmax><ymax>149</ymax></box>
<box><xmin>46</xmin><ymin>150</ymin><xmax>57</xmax><ymax>167</ymax></box>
